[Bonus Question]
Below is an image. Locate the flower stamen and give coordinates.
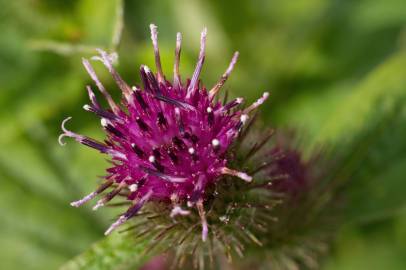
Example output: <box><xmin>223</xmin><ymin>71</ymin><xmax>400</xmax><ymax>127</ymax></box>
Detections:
<box><xmin>187</xmin><ymin>28</ymin><xmax>207</xmax><ymax>98</ymax></box>
<box><xmin>150</xmin><ymin>24</ymin><xmax>165</xmax><ymax>83</ymax></box>
<box><xmin>243</xmin><ymin>92</ymin><xmax>270</xmax><ymax>114</ymax></box>
<box><xmin>209</xmin><ymin>51</ymin><xmax>239</xmax><ymax>98</ymax></box>
<box><xmin>71</xmin><ymin>180</ymin><xmax>113</xmax><ymax>207</ymax></box>
<box><xmin>173</xmin><ymin>32</ymin><xmax>182</xmax><ymax>88</ymax></box>
<box><xmin>93</xmin><ymin>182</ymin><xmax>126</xmax><ymax>211</ymax></box>
<box><xmin>94</xmin><ymin>49</ymin><xmax>132</xmax><ymax>99</ymax></box>
<box><xmin>82</xmin><ymin>58</ymin><xmax>121</xmax><ymax>114</ymax></box>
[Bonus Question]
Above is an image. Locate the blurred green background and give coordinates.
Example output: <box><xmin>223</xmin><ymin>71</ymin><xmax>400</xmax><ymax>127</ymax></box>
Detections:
<box><xmin>1</xmin><ymin>0</ymin><xmax>406</xmax><ymax>269</ymax></box>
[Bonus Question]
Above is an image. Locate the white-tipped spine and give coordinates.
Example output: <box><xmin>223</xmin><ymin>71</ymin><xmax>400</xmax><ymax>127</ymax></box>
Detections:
<box><xmin>209</xmin><ymin>51</ymin><xmax>239</xmax><ymax>98</ymax></box>
<box><xmin>92</xmin><ymin>199</ymin><xmax>104</xmax><ymax>211</ymax></box>
<box><xmin>70</xmin><ymin>191</ymin><xmax>97</xmax><ymax>207</ymax></box>
<box><xmin>129</xmin><ymin>184</ymin><xmax>138</xmax><ymax>192</ymax></box>
<box><xmin>220</xmin><ymin>167</ymin><xmax>253</xmax><ymax>182</ymax></box>
<box><xmin>101</xmin><ymin>118</ymin><xmax>109</xmax><ymax>127</ymax></box>
<box><xmin>197</xmin><ymin>200</ymin><xmax>208</xmax><ymax>242</ymax></box>
<box><xmin>211</xmin><ymin>138</ymin><xmax>220</xmax><ymax>147</ymax></box>
<box><xmin>150</xmin><ymin>24</ymin><xmax>164</xmax><ymax>83</ymax></box>
<box><xmin>244</xmin><ymin>92</ymin><xmax>270</xmax><ymax>114</ymax></box>
<box><xmin>186</xmin><ymin>27</ymin><xmax>207</xmax><ymax>98</ymax></box>
<box><xmin>82</xmin><ymin>57</ymin><xmax>121</xmax><ymax>112</ymax></box>
<box><xmin>174</xmin><ymin>32</ymin><xmax>182</xmax><ymax>87</ymax></box>
<box><xmin>170</xmin><ymin>206</ymin><xmax>190</xmax><ymax>218</ymax></box>
<box><xmin>104</xmin><ymin>215</ymin><xmax>126</xmax><ymax>235</ymax></box>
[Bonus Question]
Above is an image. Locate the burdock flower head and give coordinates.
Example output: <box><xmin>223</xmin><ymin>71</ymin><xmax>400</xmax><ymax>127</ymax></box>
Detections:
<box><xmin>59</xmin><ymin>24</ymin><xmax>269</xmax><ymax>240</ymax></box>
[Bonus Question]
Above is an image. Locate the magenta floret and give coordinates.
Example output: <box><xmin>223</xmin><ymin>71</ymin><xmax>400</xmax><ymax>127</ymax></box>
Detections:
<box><xmin>59</xmin><ymin>24</ymin><xmax>269</xmax><ymax>240</ymax></box>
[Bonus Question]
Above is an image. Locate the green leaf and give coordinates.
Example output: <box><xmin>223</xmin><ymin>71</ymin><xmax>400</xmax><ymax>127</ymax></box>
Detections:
<box><xmin>321</xmin><ymin>52</ymin><xmax>406</xmax><ymax>223</ymax></box>
<box><xmin>338</xmin><ymin>101</ymin><xmax>406</xmax><ymax>224</ymax></box>
<box><xmin>60</xmin><ymin>233</ymin><xmax>153</xmax><ymax>270</ymax></box>
<box><xmin>320</xmin><ymin>52</ymin><xmax>406</xmax><ymax>223</ymax></box>
<box><xmin>315</xmin><ymin>50</ymin><xmax>406</xmax><ymax>145</ymax></box>
<box><xmin>277</xmin><ymin>50</ymin><xmax>406</xmax><ymax>223</ymax></box>
<box><xmin>323</xmin><ymin>225</ymin><xmax>406</xmax><ymax>270</ymax></box>
<box><xmin>0</xmin><ymin>163</ymin><xmax>102</xmax><ymax>270</ymax></box>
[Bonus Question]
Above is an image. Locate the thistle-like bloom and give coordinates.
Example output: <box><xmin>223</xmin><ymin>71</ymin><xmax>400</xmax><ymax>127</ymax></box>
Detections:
<box><xmin>59</xmin><ymin>24</ymin><xmax>268</xmax><ymax>240</ymax></box>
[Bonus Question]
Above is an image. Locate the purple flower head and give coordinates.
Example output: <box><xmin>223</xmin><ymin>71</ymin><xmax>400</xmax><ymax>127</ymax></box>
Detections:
<box><xmin>268</xmin><ymin>147</ymin><xmax>309</xmax><ymax>197</ymax></box>
<box><xmin>59</xmin><ymin>24</ymin><xmax>269</xmax><ymax>240</ymax></box>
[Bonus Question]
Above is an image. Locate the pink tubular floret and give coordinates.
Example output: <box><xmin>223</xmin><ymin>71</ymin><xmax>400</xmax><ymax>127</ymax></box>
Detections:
<box><xmin>60</xmin><ymin>24</ymin><xmax>269</xmax><ymax>239</ymax></box>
